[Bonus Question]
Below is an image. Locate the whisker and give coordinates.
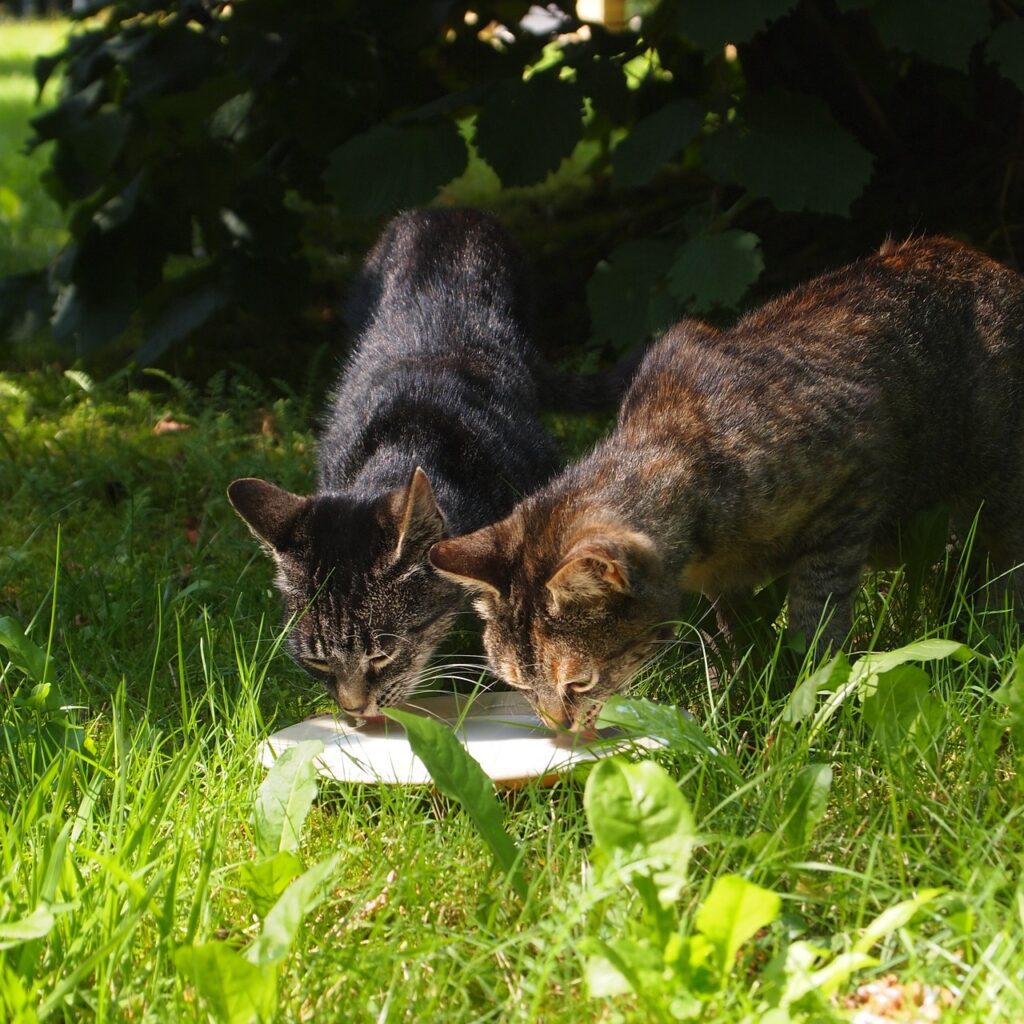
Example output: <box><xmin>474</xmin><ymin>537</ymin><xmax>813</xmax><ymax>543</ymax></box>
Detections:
<box><xmin>399</xmin><ymin>700</ymin><xmax>450</xmax><ymax>719</ymax></box>
<box><xmin>416</xmin><ymin>669</ymin><xmax>489</xmax><ymax>683</ymax></box>
<box><xmin>426</xmin><ymin>660</ymin><xmax>493</xmax><ymax>671</ymax></box>
<box><xmin>418</xmin><ymin>665</ymin><xmax>493</xmax><ymax>680</ymax></box>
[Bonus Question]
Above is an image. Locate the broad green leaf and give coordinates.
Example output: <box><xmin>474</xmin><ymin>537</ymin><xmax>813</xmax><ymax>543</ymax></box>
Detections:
<box><xmin>236</xmin><ymin>851</ymin><xmax>304</xmax><ymax>920</ymax></box>
<box><xmin>209</xmin><ymin>91</ymin><xmax>255</xmax><ymax>142</ymax></box>
<box><xmin>0</xmin><ymin>185</ymin><xmax>21</xmax><ymax>222</ymax></box>
<box><xmin>704</xmin><ymin>91</ymin><xmax>874</xmax><ymax>215</ymax></box>
<box><xmin>583</xmin><ymin>937</ymin><xmax>661</xmax><ymax>998</ymax></box>
<box><xmin>583</xmin><ymin>936</ymin><xmax>692</xmax><ymax>1017</ymax></box>
<box><xmin>758</xmin><ymin>1011</ymin><xmax>796</xmax><ymax>1024</ymax></box>
<box><xmin>762</xmin><ymin>938</ymin><xmax>829</xmax><ymax>1008</ymax></box>
<box><xmin>0</xmin><ymin>907</ymin><xmax>55</xmax><ymax>950</ymax></box>
<box><xmin>67</xmin><ymin>108</ymin><xmax>130</xmax><ymax>178</ymax></box>
<box><xmin>852</xmin><ymin>888</ymin><xmax>942</xmax><ymax>956</ymax></box>
<box><xmin>29</xmin><ymin>79</ymin><xmax>104</xmax><ymax>144</ymax></box>
<box><xmin>253</xmin><ymin>740</ymin><xmax>322</xmax><ymax>859</ymax></box>
<box><xmin>584</xmin><ymin>757</ymin><xmax>696</xmax><ymax>906</ymax></box>
<box><xmin>612</xmin><ymin>98</ymin><xmax>703</xmax><ymax>188</ymax></box>
<box><xmin>694</xmin><ymin>874</ymin><xmax>781</xmax><ymax>980</ymax></box>
<box><xmin>92</xmin><ymin>175</ymin><xmax>142</xmax><ymax>234</ymax></box>
<box><xmin>587</xmin><ymin>238</ymin><xmax>680</xmax><ymax>353</ymax></box>
<box><xmin>677</xmin><ymin>0</ymin><xmax>799</xmax><ymax>50</ymax></box>
<box><xmin>325</xmin><ymin>118</ymin><xmax>468</xmax><ymax>218</ymax></box>
<box><xmin>474</xmin><ymin>74</ymin><xmax>583</xmax><ymax>187</ymax></box>
<box><xmin>108</xmin><ymin>22</ymin><xmax>219</xmax><ymax>99</ymax></box>
<box><xmin>783</xmin><ymin>652</ymin><xmax>851</xmax><ymax>724</ymax></box>
<box><xmin>16</xmin><ymin>683</ymin><xmax>57</xmax><ymax>713</ymax></box>
<box><xmin>989</xmin><ymin>21</ymin><xmax>1024</xmax><ymax>92</ymax></box>
<box><xmin>806</xmin><ymin>951</ymin><xmax>878</xmax><ymax>998</ymax></box>
<box><xmin>174</xmin><ymin>943</ymin><xmax>276</xmax><ymax>1024</ymax></box>
<box><xmin>598</xmin><ymin>696</ymin><xmax>743</xmax><ymax>782</ymax></box>
<box><xmin>385</xmin><ymin>709</ymin><xmax>526</xmax><ymax>899</ymax></box>
<box><xmin>138</xmin><ymin>282</ymin><xmax>228</xmax><ymax>365</ymax></box>
<box><xmin>51</xmin><ymin>281</ymin><xmax>136</xmax><ymax>353</ymax></box>
<box><xmin>247</xmin><ymin>854</ymin><xmax>341</xmax><ymax>966</ymax></box>
<box><xmin>993</xmin><ymin>647</ymin><xmax>1024</xmax><ymax>743</ymax></box>
<box><xmin>782</xmin><ymin>763</ymin><xmax>832</xmax><ymax>849</ymax></box>
<box><xmin>34</xmin><ymin>50</ymin><xmax>63</xmax><ymax>97</ymax></box>
<box><xmin>667</xmin><ymin>230</ymin><xmax>764</xmax><ymax>312</ymax></box>
<box><xmin>857</xmin><ymin>0</ymin><xmax>991</xmax><ymax>72</ymax></box>
<box><xmin>808</xmin><ymin>640</ymin><xmax>974</xmax><ymax>733</ymax></box>
<box><xmin>665</xmin><ymin>931</ymin><xmax>717</xmax><ymax>995</ymax></box>
<box><xmin>861</xmin><ymin>665</ymin><xmax>946</xmax><ymax>762</ymax></box>
<box><xmin>849</xmin><ymin>639</ymin><xmax>975</xmax><ymax>688</ymax></box>
<box><xmin>580</xmin><ymin>58</ymin><xmax>631</xmax><ymax>123</ymax></box>
<box><xmin>0</xmin><ymin>616</ymin><xmax>48</xmax><ymax>683</ymax></box>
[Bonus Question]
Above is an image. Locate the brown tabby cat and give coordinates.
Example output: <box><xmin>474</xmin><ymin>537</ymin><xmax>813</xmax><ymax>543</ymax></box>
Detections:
<box><xmin>429</xmin><ymin>237</ymin><xmax>1024</xmax><ymax>730</ymax></box>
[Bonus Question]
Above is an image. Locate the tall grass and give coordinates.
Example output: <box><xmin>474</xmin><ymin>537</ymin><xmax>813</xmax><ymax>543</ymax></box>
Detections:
<box><xmin>1</xmin><ymin>22</ymin><xmax>1022</xmax><ymax>1024</ymax></box>
<box><xmin>1</xmin><ymin>367</ymin><xmax>1023</xmax><ymax>1021</ymax></box>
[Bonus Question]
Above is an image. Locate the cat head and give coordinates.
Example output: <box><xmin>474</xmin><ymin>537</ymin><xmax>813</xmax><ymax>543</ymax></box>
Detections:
<box><xmin>429</xmin><ymin>507</ymin><xmax>676</xmax><ymax>730</ymax></box>
<box><xmin>228</xmin><ymin>467</ymin><xmax>460</xmax><ymax>718</ymax></box>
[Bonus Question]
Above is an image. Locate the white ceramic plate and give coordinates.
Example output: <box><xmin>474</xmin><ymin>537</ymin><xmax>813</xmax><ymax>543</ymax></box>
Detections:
<box><xmin>259</xmin><ymin>690</ymin><xmax>660</xmax><ymax>786</ymax></box>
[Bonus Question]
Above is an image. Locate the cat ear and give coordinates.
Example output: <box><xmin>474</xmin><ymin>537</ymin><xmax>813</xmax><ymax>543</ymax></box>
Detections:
<box><xmin>546</xmin><ymin>529</ymin><xmax>658</xmax><ymax>613</ymax></box>
<box><xmin>227</xmin><ymin>478</ymin><xmax>309</xmax><ymax>552</ymax></box>
<box><xmin>429</xmin><ymin>528</ymin><xmax>505</xmax><ymax>596</ymax></box>
<box><xmin>390</xmin><ymin>467</ymin><xmax>445</xmax><ymax>560</ymax></box>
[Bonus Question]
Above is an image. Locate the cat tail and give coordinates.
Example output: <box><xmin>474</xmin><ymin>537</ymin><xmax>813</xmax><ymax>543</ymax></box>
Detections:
<box><xmin>534</xmin><ymin>346</ymin><xmax>646</xmax><ymax>413</ymax></box>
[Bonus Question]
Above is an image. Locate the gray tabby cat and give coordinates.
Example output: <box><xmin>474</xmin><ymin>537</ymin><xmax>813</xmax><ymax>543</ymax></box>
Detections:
<box><xmin>228</xmin><ymin>208</ymin><xmax>563</xmax><ymax>718</ymax></box>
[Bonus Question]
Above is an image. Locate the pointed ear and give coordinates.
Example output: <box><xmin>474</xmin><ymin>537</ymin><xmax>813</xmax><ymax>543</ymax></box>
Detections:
<box><xmin>546</xmin><ymin>528</ymin><xmax>658</xmax><ymax>613</ymax></box>
<box><xmin>389</xmin><ymin>467</ymin><xmax>445</xmax><ymax>560</ymax></box>
<box><xmin>227</xmin><ymin>478</ymin><xmax>309</xmax><ymax>551</ymax></box>
<box><xmin>429</xmin><ymin>527</ymin><xmax>506</xmax><ymax>596</ymax></box>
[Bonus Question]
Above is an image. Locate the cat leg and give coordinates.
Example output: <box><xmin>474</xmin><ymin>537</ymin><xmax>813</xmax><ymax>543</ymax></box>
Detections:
<box><xmin>712</xmin><ymin>584</ymin><xmax>788</xmax><ymax>661</ymax></box>
<box><xmin>787</xmin><ymin>538</ymin><xmax>871</xmax><ymax>657</ymax></box>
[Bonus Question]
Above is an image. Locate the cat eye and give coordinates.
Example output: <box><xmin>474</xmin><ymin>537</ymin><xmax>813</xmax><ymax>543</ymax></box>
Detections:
<box><xmin>368</xmin><ymin>651</ymin><xmax>394</xmax><ymax>671</ymax></box>
<box><xmin>564</xmin><ymin>671</ymin><xmax>599</xmax><ymax>694</ymax></box>
<box><xmin>302</xmin><ymin>658</ymin><xmax>332</xmax><ymax>676</ymax></box>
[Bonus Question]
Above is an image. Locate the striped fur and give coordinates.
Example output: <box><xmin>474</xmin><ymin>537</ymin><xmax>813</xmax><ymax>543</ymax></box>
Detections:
<box><xmin>432</xmin><ymin>237</ymin><xmax>1024</xmax><ymax>729</ymax></box>
<box><xmin>229</xmin><ymin>209</ymin><xmax>559</xmax><ymax>717</ymax></box>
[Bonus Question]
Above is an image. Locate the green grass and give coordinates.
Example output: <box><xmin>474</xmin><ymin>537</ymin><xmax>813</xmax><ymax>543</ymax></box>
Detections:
<box><xmin>1</xmin><ymin>367</ymin><xmax>1023</xmax><ymax>1023</ymax></box>
<box><xmin>1</xmin><ymin>19</ymin><xmax>1023</xmax><ymax>1024</ymax></box>
<box><xmin>0</xmin><ymin>18</ymin><xmax>67</xmax><ymax>277</ymax></box>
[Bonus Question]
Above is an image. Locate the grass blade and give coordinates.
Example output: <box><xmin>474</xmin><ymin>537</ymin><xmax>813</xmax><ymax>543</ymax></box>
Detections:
<box><xmin>385</xmin><ymin>709</ymin><xmax>527</xmax><ymax>900</ymax></box>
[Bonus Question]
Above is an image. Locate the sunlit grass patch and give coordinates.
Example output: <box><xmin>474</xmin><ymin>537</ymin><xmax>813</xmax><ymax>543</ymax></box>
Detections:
<box><xmin>1</xmin><ymin>368</ymin><xmax>1023</xmax><ymax>1021</ymax></box>
<box><xmin>0</xmin><ymin>19</ymin><xmax>69</xmax><ymax>277</ymax></box>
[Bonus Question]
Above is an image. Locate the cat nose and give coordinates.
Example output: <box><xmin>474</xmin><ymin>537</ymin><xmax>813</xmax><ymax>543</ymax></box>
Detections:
<box><xmin>336</xmin><ymin>676</ymin><xmax>371</xmax><ymax>717</ymax></box>
<box><xmin>533</xmin><ymin>690</ymin><xmax>570</xmax><ymax>729</ymax></box>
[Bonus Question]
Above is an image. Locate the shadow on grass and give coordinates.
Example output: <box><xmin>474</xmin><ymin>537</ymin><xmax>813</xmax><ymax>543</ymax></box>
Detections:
<box><xmin>0</xmin><ymin>55</ymin><xmax>45</xmax><ymax>79</ymax></box>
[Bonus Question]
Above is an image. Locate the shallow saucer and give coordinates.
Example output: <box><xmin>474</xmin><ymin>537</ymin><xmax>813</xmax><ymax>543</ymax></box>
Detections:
<box><xmin>259</xmin><ymin>690</ymin><xmax>660</xmax><ymax>785</ymax></box>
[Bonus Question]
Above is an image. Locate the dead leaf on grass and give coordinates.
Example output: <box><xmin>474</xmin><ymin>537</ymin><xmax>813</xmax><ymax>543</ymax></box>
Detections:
<box><xmin>347</xmin><ymin>868</ymin><xmax>398</xmax><ymax>928</ymax></box>
<box><xmin>153</xmin><ymin>416</ymin><xmax>190</xmax><ymax>435</ymax></box>
<box><xmin>844</xmin><ymin>973</ymin><xmax>956</xmax><ymax>1023</ymax></box>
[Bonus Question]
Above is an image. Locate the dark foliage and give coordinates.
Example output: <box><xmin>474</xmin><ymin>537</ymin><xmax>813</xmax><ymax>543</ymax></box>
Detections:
<box><xmin>2</xmin><ymin>0</ymin><xmax>1023</xmax><ymax>371</ymax></box>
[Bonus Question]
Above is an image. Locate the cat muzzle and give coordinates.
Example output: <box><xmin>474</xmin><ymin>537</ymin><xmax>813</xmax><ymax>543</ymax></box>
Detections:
<box><xmin>336</xmin><ymin>677</ymin><xmax>377</xmax><ymax>719</ymax></box>
<box><xmin>533</xmin><ymin>690</ymin><xmax>571</xmax><ymax>729</ymax></box>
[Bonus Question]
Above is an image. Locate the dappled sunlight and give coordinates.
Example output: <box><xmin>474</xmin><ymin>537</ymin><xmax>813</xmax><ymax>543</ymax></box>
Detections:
<box><xmin>0</xmin><ymin>20</ymin><xmax>68</xmax><ymax>275</ymax></box>
<box><xmin>2</xmin><ymin>7</ymin><xmax>1024</xmax><ymax>1022</ymax></box>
